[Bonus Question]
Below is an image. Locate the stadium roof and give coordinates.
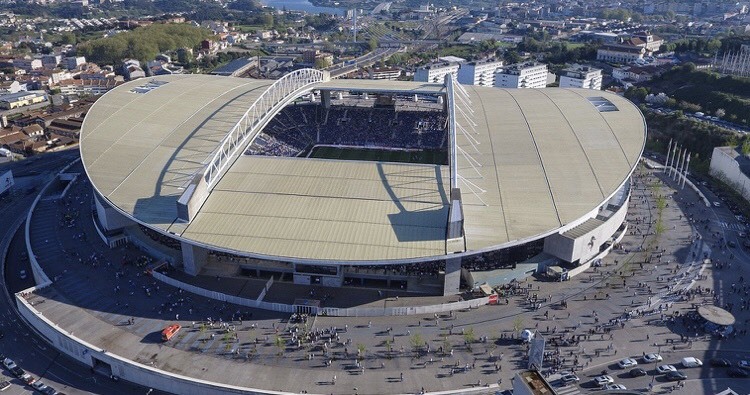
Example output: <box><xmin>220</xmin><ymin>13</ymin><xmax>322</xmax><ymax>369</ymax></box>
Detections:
<box><xmin>81</xmin><ymin>74</ymin><xmax>645</xmax><ymax>264</ymax></box>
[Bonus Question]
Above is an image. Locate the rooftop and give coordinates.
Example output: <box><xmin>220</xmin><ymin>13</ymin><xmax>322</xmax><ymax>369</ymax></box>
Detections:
<box><xmin>80</xmin><ymin>75</ymin><xmax>645</xmax><ymax>264</ymax></box>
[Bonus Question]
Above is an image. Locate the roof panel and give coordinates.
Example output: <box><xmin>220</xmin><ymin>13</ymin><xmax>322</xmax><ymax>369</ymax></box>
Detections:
<box><xmin>80</xmin><ymin>75</ymin><xmax>645</xmax><ymax>263</ymax></box>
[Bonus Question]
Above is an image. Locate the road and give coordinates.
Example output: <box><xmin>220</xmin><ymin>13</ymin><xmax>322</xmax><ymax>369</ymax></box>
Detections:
<box><xmin>0</xmin><ymin>149</ymin><xmax>168</xmax><ymax>395</ymax></box>
<box><xmin>327</xmin><ymin>46</ymin><xmax>401</xmax><ymax>78</ymax></box>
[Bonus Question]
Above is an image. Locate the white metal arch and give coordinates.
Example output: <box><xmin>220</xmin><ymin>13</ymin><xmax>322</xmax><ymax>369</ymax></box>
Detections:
<box><xmin>203</xmin><ymin>68</ymin><xmax>328</xmax><ymax>189</ymax></box>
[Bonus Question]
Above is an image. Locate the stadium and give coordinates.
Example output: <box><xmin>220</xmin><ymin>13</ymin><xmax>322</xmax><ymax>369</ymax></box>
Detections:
<box><xmin>80</xmin><ymin>70</ymin><xmax>646</xmax><ymax>297</ymax></box>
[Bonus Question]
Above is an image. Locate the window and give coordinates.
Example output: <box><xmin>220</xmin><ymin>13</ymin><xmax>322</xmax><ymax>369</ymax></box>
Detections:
<box><xmin>587</xmin><ymin>96</ymin><xmax>619</xmax><ymax>112</ymax></box>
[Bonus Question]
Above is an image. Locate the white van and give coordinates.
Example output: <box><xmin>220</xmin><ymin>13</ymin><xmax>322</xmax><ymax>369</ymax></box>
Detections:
<box><xmin>681</xmin><ymin>357</ymin><xmax>703</xmax><ymax>368</ymax></box>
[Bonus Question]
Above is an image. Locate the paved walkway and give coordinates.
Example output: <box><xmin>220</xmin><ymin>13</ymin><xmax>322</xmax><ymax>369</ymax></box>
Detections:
<box><xmin>22</xmin><ymin>161</ymin><xmax>750</xmax><ymax>394</ymax></box>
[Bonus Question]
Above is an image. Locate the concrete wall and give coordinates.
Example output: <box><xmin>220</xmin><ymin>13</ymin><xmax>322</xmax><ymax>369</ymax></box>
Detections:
<box><xmin>710</xmin><ymin>147</ymin><xmax>750</xmax><ymax>203</ymax></box>
<box><xmin>15</xmin><ymin>295</ymin><xmax>289</xmax><ymax>395</ymax></box>
<box><xmin>151</xmin><ymin>270</ymin><xmax>489</xmax><ymax>317</ymax></box>
<box><xmin>176</xmin><ymin>172</ymin><xmax>210</xmax><ymax>222</ymax></box>
<box><xmin>94</xmin><ymin>192</ymin><xmax>133</xmax><ymax>231</ymax></box>
<box><xmin>182</xmin><ymin>241</ymin><xmax>208</xmax><ymax>276</ymax></box>
<box><xmin>544</xmin><ymin>195</ymin><xmax>629</xmax><ymax>264</ymax></box>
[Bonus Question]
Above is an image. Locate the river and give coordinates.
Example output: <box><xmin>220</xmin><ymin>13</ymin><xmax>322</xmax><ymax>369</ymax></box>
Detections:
<box><xmin>260</xmin><ymin>0</ymin><xmax>345</xmax><ymax>15</ymax></box>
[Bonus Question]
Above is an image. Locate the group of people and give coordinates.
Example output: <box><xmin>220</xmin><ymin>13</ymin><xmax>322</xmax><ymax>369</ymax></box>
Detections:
<box><xmin>246</xmin><ymin>102</ymin><xmax>449</xmax><ymax>158</ymax></box>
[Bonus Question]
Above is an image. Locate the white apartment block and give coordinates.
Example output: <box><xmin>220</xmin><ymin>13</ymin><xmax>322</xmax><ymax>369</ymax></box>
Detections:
<box><xmin>414</xmin><ymin>62</ymin><xmax>460</xmax><ymax>83</ymax></box>
<box><xmin>369</xmin><ymin>67</ymin><xmax>402</xmax><ymax>80</ymax></box>
<box><xmin>457</xmin><ymin>59</ymin><xmax>504</xmax><ymax>86</ymax></box>
<box><xmin>559</xmin><ymin>65</ymin><xmax>602</xmax><ymax>90</ymax></box>
<box><xmin>494</xmin><ymin>62</ymin><xmax>549</xmax><ymax>89</ymax></box>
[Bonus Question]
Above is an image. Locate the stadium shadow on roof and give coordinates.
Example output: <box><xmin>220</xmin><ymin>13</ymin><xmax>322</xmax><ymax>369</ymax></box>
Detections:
<box><xmin>133</xmin><ymin>194</ymin><xmax>181</xmax><ymax>227</ymax></box>
<box><xmin>378</xmin><ymin>162</ymin><xmax>450</xmax><ymax>242</ymax></box>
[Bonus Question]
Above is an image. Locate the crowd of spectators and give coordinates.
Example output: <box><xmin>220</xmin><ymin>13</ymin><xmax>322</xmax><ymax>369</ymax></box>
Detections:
<box><xmin>246</xmin><ymin>103</ymin><xmax>448</xmax><ymax>158</ymax></box>
<box><xmin>139</xmin><ymin>225</ymin><xmax>182</xmax><ymax>251</ymax></box>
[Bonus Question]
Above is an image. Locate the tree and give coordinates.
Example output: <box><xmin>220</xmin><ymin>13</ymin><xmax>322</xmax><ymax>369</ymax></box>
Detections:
<box><xmin>715</xmin><ymin>108</ymin><xmax>726</xmax><ymax>118</ymax></box>
<box><xmin>463</xmin><ymin>327</ymin><xmax>476</xmax><ymax>350</ymax></box>
<box><xmin>367</xmin><ymin>37</ymin><xmax>379</xmax><ymax>51</ymax></box>
<box><xmin>177</xmin><ymin>48</ymin><xmax>193</xmax><ymax>65</ymax></box>
<box><xmin>503</xmin><ymin>50</ymin><xmax>522</xmax><ymax>64</ymax></box>
<box><xmin>274</xmin><ymin>335</ymin><xmax>285</xmax><ymax>356</ymax></box>
<box><xmin>410</xmin><ymin>333</ymin><xmax>425</xmax><ymax>352</ymax></box>
<box><xmin>357</xmin><ymin>343</ymin><xmax>366</xmax><ymax>360</ymax></box>
<box><xmin>60</xmin><ymin>31</ymin><xmax>77</xmax><ymax>45</ymax></box>
<box><xmin>314</xmin><ymin>57</ymin><xmax>330</xmax><ymax>69</ymax></box>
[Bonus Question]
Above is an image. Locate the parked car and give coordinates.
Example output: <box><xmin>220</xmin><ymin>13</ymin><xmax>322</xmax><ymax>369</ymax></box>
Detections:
<box><xmin>738</xmin><ymin>360</ymin><xmax>750</xmax><ymax>369</ymax></box>
<box><xmin>21</xmin><ymin>374</ymin><xmax>35</xmax><ymax>385</ymax></box>
<box><xmin>605</xmin><ymin>383</ymin><xmax>627</xmax><ymax>390</ymax></box>
<box><xmin>1</xmin><ymin>358</ymin><xmax>16</xmax><ymax>370</ymax></box>
<box><xmin>593</xmin><ymin>375</ymin><xmax>614</xmax><ymax>386</ymax></box>
<box><xmin>643</xmin><ymin>353</ymin><xmax>662</xmax><ymax>363</ymax></box>
<box><xmin>657</xmin><ymin>364</ymin><xmax>677</xmax><ymax>374</ymax></box>
<box><xmin>617</xmin><ymin>358</ymin><xmax>638</xmax><ymax>369</ymax></box>
<box><xmin>9</xmin><ymin>366</ymin><xmax>24</xmax><ymax>378</ymax></box>
<box><xmin>31</xmin><ymin>381</ymin><xmax>48</xmax><ymax>393</ymax></box>
<box><xmin>630</xmin><ymin>368</ymin><xmax>647</xmax><ymax>377</ymax></box>
<box><xmin>666</xmin><ymin>371</ymin><xmax>687</xmax><ymax>381</ymax></box>
<box><xmin>681</xmin><ymin>357</ymin><xmax>703</xmax><ymax>368</ymax></box>
<box><xmin>710</xmin><ymin>358</ymin><xmax>731</xmax><ymax>367</ymax></box>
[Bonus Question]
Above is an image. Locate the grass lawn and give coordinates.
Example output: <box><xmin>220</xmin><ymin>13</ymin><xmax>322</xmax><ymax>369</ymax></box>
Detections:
<box><xmin>308</xmin><ymin>145</ymin><xmax>447</xmax><ymax>165</ymax></box>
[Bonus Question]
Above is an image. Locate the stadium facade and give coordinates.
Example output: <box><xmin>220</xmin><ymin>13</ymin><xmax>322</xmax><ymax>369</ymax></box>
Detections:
<box><xmin>81</xmin><ymin>70</ymin><xmax>645</xmax><ymax>296</ymax></box>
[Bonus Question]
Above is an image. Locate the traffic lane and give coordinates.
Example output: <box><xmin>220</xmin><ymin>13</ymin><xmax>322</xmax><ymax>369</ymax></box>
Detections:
<box><xmin>574</xmin><ymin>353</ymin><xmax>750</xmax><ymax>392</ymax></box>
<box><xmin>0</xmin><ymin>149</ymin><xmax>79</xmax><ymax>179</ymax></box>
<box><xmin>0</xmin><ymin>176</ymin><xmax>169</xmax><ymax>394</ymax></box>
<box><xmin>4</xmin><ymin>225</ymin><xmax>35</xmax><ymax>293</ymax></box>
<box><xmin>3</xmin><ymin>222</ymin><xmax>171</xmax><ymax>395</ymax></box>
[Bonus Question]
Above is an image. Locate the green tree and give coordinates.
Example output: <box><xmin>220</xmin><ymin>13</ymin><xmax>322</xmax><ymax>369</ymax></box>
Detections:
<box><xmin>410</xmin><ymin>333</ymin><xmax>425</xmax><ymax>352</ymax></box>
<box><xmin>367</xmin><ymin>37</ymin><xmax>379</xmax><ymax>51</ymax></box>
<box><xmin>463</xmin><ymin>327</ymin><xmax>475</xmax><ymax>348</ymax></box>
<box><xmin>60</xmin><ymin>31</ymin><xmax>77</xmax><ymax>45</ymax></box>
<box><xmin>314</xmin><ymin>57</ymin><xmax>330</xmax><ymax>69</ymax></box>
<box><xmin>274</xmin><ymin>335</ymin><xmax>285</xmax><ymax>356</ymax></box>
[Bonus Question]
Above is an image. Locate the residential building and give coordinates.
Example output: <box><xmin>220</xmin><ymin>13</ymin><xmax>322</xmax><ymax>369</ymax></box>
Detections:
<box><xmin>0</xmin><ymin>80</ymin><xmax>23</xmax><ymax>94</ymax></box>
<box><xmin>13</xmin><ymin>57</ymin><xmax>43</xmax><ymax>72</ymax></box>
<box><xmin>457</xmin><ymin>59</ymin><xmax>504</xmax><ymax>86</ymax></box>
<box><xmin>65</xmin><ymin>56</ymin><xmax>86</xmax><ymax>70</ymax></box>
<box><xmin>559</xmin><ymin>65</ymin><xmax>602</xmax><ymax>90</ymax></box>
<box><xmin>494</xmin><ymin>62</ymin><xmax>549</xmax><ymax>89</ymax></box>
<box><xmin>710</xmin><ymin>146</ymin><xmax>750</xmax><ymax>203</ymax></box>
<box><xmin>632</xmin><ymin>32</ymin><xmax>664</xmax><ymax>52</ymax></box>
<box><xmin>41</xmin><ymin>54</ymin><xmax>62</xmax><ymax>69</ymax></box>
<box><xmin>414</xmin><ymin>62</ymin><xmax>460</xmax><ymax>83</ymax></box>
<box><xmin>211</xmin><ymin>58</ymin><xmax>257</xmax><ymax>77</ymax></box>
<box><xmin>0</xmin><ymin>91</ymin><xmax>47</xmax><ymax>110</ymax></box>
<box><xmin>47</xmin><ymin>117</ymin><xmax>84</xmax><ymax>140</ymax></box>
<box><xmin>122</xmin><ymin>59</ymin><xmax>145</xmax><ymax>81</ymax></box>
<box><xmin>303</xmin><ymin>50</ymin><xmax>333</xmax><ymax>67</ymax></box>
<box><xmin>58</xmin><ymin>78</ymin><xmax>122</xmax><ymax>96</ymax></box>
<box><xmin>597</xmin><ymin>43</ymin><xmax>646</xmax><ymax>63</ymax></box>
<box><xmin>369</xmin><ymin>67</ymin><xmax>402</xmax><ymax>80</ymax></box>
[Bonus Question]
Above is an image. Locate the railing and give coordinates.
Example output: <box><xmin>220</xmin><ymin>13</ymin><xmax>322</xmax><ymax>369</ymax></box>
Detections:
<box><xmin>203</xmin><ymin>68</ymin><xmax>327</xmax><ymax>189</ymax></box>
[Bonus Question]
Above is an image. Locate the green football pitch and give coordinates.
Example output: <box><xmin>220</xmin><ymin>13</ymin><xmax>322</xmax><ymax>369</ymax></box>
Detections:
<box><xmin>307</xmin><ymin>146</ymin><xmax>448</xmax><ymax>165</ymax></box>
